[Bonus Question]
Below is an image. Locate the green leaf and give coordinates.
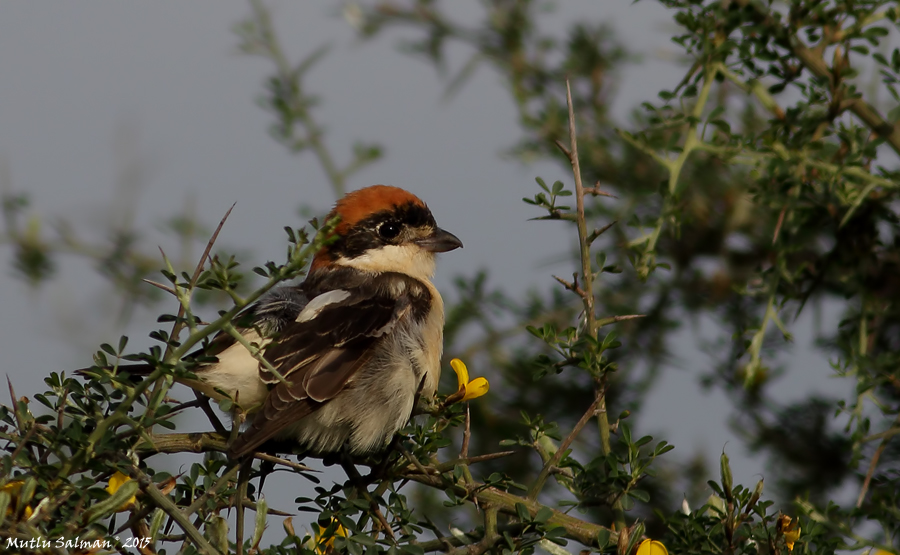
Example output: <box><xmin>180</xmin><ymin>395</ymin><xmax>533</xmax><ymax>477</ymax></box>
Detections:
<box><xmin>515</xmin><ymin>502</ymin><xmax>531</xmax><ymax>522</ymax></box>
<box><xmin>629</xmin><ymin>489</ymin><xmax>650</xmax><ymax>503</ymax></box>
<box><xmin>82</xmin><ymin>480</ymin><xmax>140</xmax><ymax>524</ymax></box>
<box><xmin>534</xmin><ymin>506</ymin><xmax>554</xmax><ymax>523</ymax></box>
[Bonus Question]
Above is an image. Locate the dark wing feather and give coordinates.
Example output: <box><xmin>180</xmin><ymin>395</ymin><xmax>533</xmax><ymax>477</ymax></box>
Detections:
<box><xmin>228</xmin><ymin>291</ymin><xmax>409</xmax><ymax>457</ymax></box>
<box><xmin>195</xmin><ymin>286</ymin><xmax>311</xmax><ymax>361</ymax></box>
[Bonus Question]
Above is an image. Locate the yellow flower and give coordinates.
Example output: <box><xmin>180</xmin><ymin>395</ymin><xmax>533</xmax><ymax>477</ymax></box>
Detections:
<box><xmin>105</xmin><ymin>471</ymin><xmax>137</xmax><ymax>511</ymax></box>
<box><xmin>777</xmin><ymin>514</ymin><xmax>801</xmax><ymax>552</ymax></box>
<box><xmin>450</xmin><ymin>358</ymin><xmax>489</xmax><ymax>402</ymax></box>
<box><xmin>1</xmin><ymin>481</ymin><xmax>33</xmax><ymax>520</ymax></box>
<box><xmin>636</xmin><ymin>539</ymin><xmax>669</xmax><ymax>555</ymax></box>
<box><xmin>314</xmin><ymin>518</ymin><xmax>348</xmax><ymax>555</ymax></box>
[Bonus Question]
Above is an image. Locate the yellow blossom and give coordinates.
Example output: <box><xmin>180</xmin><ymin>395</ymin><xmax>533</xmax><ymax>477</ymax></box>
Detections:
<box><xmin>314</xmin><ymin>518</ymin><xmax>348</xmax><ymax>554</ymax></box>
<box><xmin>777</xmin><ymin>514</ymin><xmax>801</xmax><ymax>552</ymax></box>
<box><xmin>450</xmin><ymin>358</ymin><xmax>489</xmax><ymax>401</ymax></box>
<box><xmin>636</xmin><ymin>539</ymin><xmax>669</xmax><ymax>555</ymax></box>
<box><xmin>105</xmin><ymin>471</ymin><xmax>137</xmax><ymax>511</ymax></box>
<box><xmin>1</xmin><ymin>481</ymin><xmax>33</xmax><ymax>520</ymax></box>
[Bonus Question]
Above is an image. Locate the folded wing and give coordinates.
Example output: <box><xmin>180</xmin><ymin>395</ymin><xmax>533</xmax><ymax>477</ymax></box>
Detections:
<box><xmin>227</xmin><ymin>286</ymin><xmax>411</xmax><ymax>457</ymax></box>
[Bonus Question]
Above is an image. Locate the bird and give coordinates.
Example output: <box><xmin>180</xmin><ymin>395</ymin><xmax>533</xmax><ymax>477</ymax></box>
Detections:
<box><xmin>83</xmin><ymin>185</ymin><xmax>462</xmax><ymax>459</ymax></box>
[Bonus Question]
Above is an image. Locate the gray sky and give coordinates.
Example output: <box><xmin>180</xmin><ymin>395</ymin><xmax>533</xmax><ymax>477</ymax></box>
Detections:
<box><xmin>0</xmin><ymin>0</ymin><xmax>848</xmax><ymax>541</ymax></box>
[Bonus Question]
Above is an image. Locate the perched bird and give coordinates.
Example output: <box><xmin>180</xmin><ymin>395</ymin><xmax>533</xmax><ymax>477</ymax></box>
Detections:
<box><xmin>86</xmin><ymin>185</ymin><xmax>462</xmax><ymax>458</ymax></box>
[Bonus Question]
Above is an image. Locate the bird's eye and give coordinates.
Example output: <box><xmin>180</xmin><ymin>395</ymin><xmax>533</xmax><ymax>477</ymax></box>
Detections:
<box><xmin>378</xmin><ymin>221</ymin><xmax>401</xmax><ymax>240</ymax></box>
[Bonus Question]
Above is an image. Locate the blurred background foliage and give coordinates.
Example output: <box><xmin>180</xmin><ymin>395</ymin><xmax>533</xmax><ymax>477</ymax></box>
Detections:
<box><xmin>1</xmin><ymin>0</ymin><xmax>899</xmax><ymax>553</ymax></box>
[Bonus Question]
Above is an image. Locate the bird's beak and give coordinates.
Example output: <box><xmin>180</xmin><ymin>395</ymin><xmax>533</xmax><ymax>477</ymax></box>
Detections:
<box><xmin>416</xmin><ymin>227</ymin><xmax>463</xmax><ymax>253</ymax></box>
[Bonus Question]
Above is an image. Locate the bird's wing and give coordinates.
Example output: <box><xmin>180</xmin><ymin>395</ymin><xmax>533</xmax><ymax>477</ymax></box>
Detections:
<box><xmin>227</xmin><ymin>286</ymin><xmax>411</xmax><ymax>457</ymax></box>
<box><xmin>194</xmin><ymin>286</ymin><xmax>311</xmax><ymax>362</ymax></box>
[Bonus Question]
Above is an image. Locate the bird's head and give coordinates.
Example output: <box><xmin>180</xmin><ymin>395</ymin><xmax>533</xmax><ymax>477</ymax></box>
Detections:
<box><xmin>311</xmin><ymin>185</ymin><xmax>462</xmax><ymax>281</ymax></box>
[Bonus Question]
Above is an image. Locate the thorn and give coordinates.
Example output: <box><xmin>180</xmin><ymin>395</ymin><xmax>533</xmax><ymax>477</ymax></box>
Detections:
<box><xmin>142</xmin><ymin>278</ymin><xmax>177</xmax><ymax>296</ymax></box>
<box><xmin>595</xmin><ymin>314</ymin><xmax>645</xmax><ymax>328</ymax></box>
<box><xmin>554</xmin><ymin>139</ymin><xmax>572</xmax><ymax>160</ymax></box>
<box><xmin>587</xmin><ymin>221</ymin><xmax>618</xmax><ymax>245</ymax></box>
<box><xmin>584</xmin><ymin>183</ymin><xmax>618</xmax><ymax>198</ymax></box>
<box><xmin>772</xmin><ymin>206</ymin><xmax>786</xmax><ymax>245</ymax></box>
<box><xmin>552</xmin><ymin>274</ymin><xmax>586</xmax><ymax>299</ymax></box>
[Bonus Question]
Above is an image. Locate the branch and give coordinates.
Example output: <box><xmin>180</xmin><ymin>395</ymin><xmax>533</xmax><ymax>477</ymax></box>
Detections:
<box><xmin>405</xmin><ymin>471</ymin><xmax>616</xmax><ymax>549</ymax></box>
<box><xmin>130</xmin><ymin>464</ymin><xmax>221</xmax><ymax>555</ymax></box>
<box><xmin>741</xmin><ymin>0</ymin><xmax>900</xmax><ymax>157</ymax></box>
<box><xmin>561</xmin><ymin>78</ymin><xmax>625</xmax><ymax>530</ymax></box>
<box><xmin>528</xmin><ymin>389</ymin><xmax>603</xmax><ymax>500</ymax></box>
<box><xmin>135</xmin><ymin>432</ymin><xmax>314</xmax><ymax>473</ymax></box>
<box><xmin>856</xmin><ymin>411</ymin><xmax>900</xmax><ymax>508</ymax></box>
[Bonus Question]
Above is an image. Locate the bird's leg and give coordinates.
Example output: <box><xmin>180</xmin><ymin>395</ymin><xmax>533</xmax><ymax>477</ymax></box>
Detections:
<box><xmin>365</xmin><ymin>435</ymin><xmax>401</xmax><ymax>482</ymax></box>
<box><xmin>337</xmin><ymin>444</ymin><xmax>364</xmax><ymax>488</ymax></box>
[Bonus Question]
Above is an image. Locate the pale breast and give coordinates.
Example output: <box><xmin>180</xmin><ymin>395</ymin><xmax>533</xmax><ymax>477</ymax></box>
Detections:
<box><xmin>278</xmin><ymin>284</ymin><xmax>445</xmax><ymax>455</ymax></box>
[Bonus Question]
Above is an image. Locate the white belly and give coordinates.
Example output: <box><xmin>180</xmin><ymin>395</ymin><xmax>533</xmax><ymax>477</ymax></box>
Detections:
<box><xmin>278</xmin><ymin>340</ymin><xmax>422</xmax><ymax>454</ymax></box>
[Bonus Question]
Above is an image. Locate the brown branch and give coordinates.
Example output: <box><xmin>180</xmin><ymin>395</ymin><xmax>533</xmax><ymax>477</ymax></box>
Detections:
<box><xmin>396</xmin><ymin>443</ymin><xmax>434</xmax><ymax>477</ymax></box>
<box><xmin>595</xmin><ymin>314</ymin><xmax>645</xmax><ymax>328</ymax></box>
<box><xmin>561</xmin><ymin>78</ymin><xmax>624</xmax><ymax>530</ymax></box>
<box><xmin>136</xmin><ymin>432</ymin><xmax>612</xmax><ymax>547</ymax></box>
<box><xmin>142</xmin><ymin>279</ymin><xmax>177</xmax><ymax>296</ymax></box>
<box><xmin>129</xmin><ymin>464</ymin><xmax>221</xmax><ymax>555</ymax></box>
<box><xmin>167</xmin><ymin>202</ymin><xmax>236</xmax><ymax>352</ymax></box>
<box><xmin>856</xmin><ymin>411</ymin><xmax>900</xmax><ymax>508</ymax></box>
<box><xmin>253</xmin><ymin>452</ymin><xmax>315</xmax><ymax>473</ymax></box>
<box><xmin>772</xmin><ymin>206</ymin><xmax>787</xmax><ymax>245</ymax></box>
<box><xmin>460</xmin><ymin>405</ymin><xmax>471</xmax><ymax>459</ymax></box>
<box><xmin>741</xmin><ymin>0</ymin><xmax>900</xmax><ymax>157</ymax></box>
<box><xmin>405</xmin><ymin>472</ymin><xmax>616</xmax><ymax>549</ymax></box>
<box><xmin>587</xmin><ymin>221</ymin><xmax>617</xmax><ymax>245</ymax></box>
<box><xmin>430</xmin><ymin>451</ymin><xmax>517</xmax><ymax>474</ymax></box>
<box><xmin>528</xmin><ymin>389</ymin><xmax>604</xmax><ymax>500</ymax></box>
<box><xmin>5</xmin><ymin>424</ymin><xmax>37</xmax><ymax>468</ymax></box>
<box><xmin>136</xmin><ymin>432</ymin><xmax>314</xmax><ymax>472</ymax></box>
<box><xmin>552</xmin><ymin>273</ymin><xmax>585</xmax><ymax>298</ymax></box>
<box><xmin>584</xmin><ymin>184</ymin><xmax>617</xmax><ymax>198</ymax></box>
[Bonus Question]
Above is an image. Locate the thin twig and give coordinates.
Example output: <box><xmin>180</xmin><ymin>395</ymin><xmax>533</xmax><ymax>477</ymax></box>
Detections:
<box><xmin>253</xmin><ymin>452</ymin><xmax>315</xmax><ymax>472</ymax></box>
<box><xmin>595</xmin><ymin>314</ymin><xmax>645</xmax><ymax>328</ymax></box>
<box><xmin>184</xmin><ymin>464</ymin><xmax>241</xmax><ymax>518</ymax></box>
<box><xmin>430</xmin><ymin>451</ymin><xmax>517</xmax><ymax>474</ymax></box>
<box><xmin>562</xmin><ymin>78</ymin><xmax>625</xmax><ymax>531</ymax></box>
<box><xmin>528</xmin><ymin>390</ymin><xmax>604</xmax><ymax>500</ymax></box>
<box><xmin>129</xmin><ymin>465</ymin><xmax>221</xmax><ymax>555</ymax></box>
<box><xmin>236</xmin><ymin>457</ymin><xmax>253</xmax><ymax>555</ymax></box>
<box><xmin>586</xmin><ymin>221</ymin><xmax>617</xmax><ymax>245</ymax></box>
<box><xmin>460</xmin><ymin>405</ymin><xmax>471</xmax><ymax>459</ymax></box>
<box><xmin>583</xmin><ymin>185</ymin><xmax>617</xmax><ymax>198</ymax></box>
<box><xmin>340</xmin><ymin>459</ymin><xmax>397</xmax><ymax>543</ymax></box>
<box><xmin>167</xmin><ymin>202</ymin><xmax>236</xmax><ymax>354</ymax></box>
<box><xmin>553</xmin><ymin>274</ymin><xmax>585</xmax><ymax>298</ymax></box>
<box><xmin>396</xmin><ymin>443</ymin><xmax>432</xmax><ymax>477</ymax></box>
<box><xmin>772</xmin><ymin>206</ymin><xmax>786</xmax><ymax>245</ymax></box>
<box><xmin>6</xmin><ymin>424</ymin><xmax>37</xmax><ymax>468</ymax></box>
<box><xmin>856</xmin><ymin>411</ymin><xmax>900</xmax><ymax>507</ymax></box>
<box><xmin>142</xmin><ymin>279</ymin><xmax>177</xmax><ymax>296</ymax></box>
<box><xmin>7</xmin><ymin>376</ymin><xmax>21</xmax><ymax>430</ymax></box>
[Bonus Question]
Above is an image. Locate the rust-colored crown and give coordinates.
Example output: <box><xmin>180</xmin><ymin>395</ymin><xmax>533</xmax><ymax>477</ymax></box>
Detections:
<box><xmin>329</xmin><ymin>185</ymin><xmax>426</xmax><ymax>234</ymax></box>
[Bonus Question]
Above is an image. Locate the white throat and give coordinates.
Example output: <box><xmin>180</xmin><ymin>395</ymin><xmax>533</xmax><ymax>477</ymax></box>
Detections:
<box><xmin>335</xmin><ymin>244</ymin><xmax>437</xmax><ymax>282</ymax></box>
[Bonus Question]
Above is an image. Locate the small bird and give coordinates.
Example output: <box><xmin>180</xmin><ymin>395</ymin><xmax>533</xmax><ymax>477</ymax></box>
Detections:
<box><xmin>87</xmin><ymin>185</ymin><xmax>462</xmax><ymax>458</ymax></box>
